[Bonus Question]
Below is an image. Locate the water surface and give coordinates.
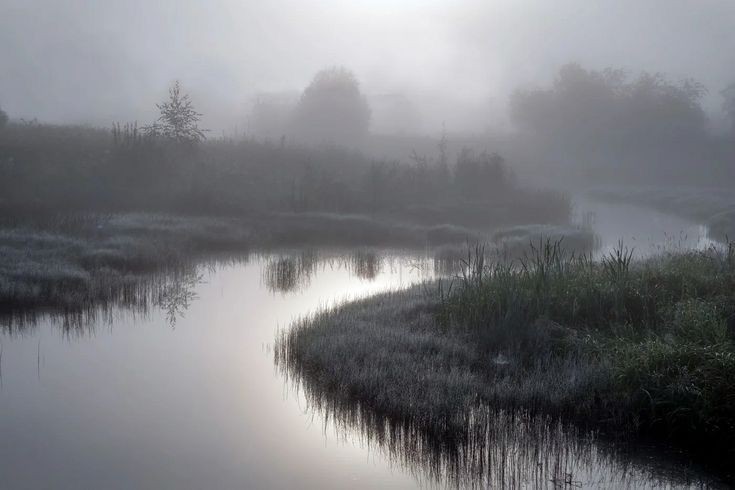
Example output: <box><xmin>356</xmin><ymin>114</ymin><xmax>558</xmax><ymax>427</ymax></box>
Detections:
<box><xmin>0</xmin><ymin>202</ymin><xmax>726</xmax><ymax>489</ymax></box>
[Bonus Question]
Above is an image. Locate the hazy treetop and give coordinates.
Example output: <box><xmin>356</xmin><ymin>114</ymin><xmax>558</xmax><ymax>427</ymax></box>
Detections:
<box><xmin>292</xmin><ymin>67</ymin><xmax>371</xmax><ymax>143</ymax></box>
<box><xmin>1</xmin><ymin>0</ymin><xmax>734</xmax><ymax>131</ymax></box>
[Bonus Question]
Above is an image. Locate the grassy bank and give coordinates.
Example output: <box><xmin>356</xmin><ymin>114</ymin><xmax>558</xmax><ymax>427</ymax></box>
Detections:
<box><xmin>0</xmin><ymin>212</ymin><xmax>596</xmax><ymax>323</ymax></box>
<box><xmin>277</xmin><ymin>241</ymin><xmax>735</xmax><ymax>482</ymax></box>
<box><xmin>0</xmin><ymin>214</ymin><xmax>252</xmax><ymax>323</ymax></box>
<box><xmin>0</xmin><ymin>212</ymin><xmax>443</xmax><ymax>318</ymax></box>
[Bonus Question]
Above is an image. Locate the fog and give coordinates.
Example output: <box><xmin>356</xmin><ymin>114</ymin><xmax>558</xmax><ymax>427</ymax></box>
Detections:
<box><xmin>2</xmin><ymin>0</ymin><xmax>734</xmax><ymax>133</ymax></box>
<box><xmin>4</xmin><ymin>3</ymin><xmax>735</xmax><ymax>489</ymax></box>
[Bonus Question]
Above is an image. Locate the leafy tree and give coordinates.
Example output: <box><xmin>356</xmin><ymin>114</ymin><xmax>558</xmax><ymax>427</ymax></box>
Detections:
<box><xmin>510</xmin><ymin>64</ymin><xmax>624</xmax><ymax>137</ymax></box>
<box><xmin>0</xmin><ymin>105</ymin><xmax>8</xmax><ymax>129</ymax></box>
<box><xmin>292</xmin><ymin>67</ymin><xmax>371</xmax><ymax>143</ymax></box>
<box><xmin>509</xmin><ymin>63</ymin><xmax>708</xmax><ymax>170</ymax></box>
<box><xmin>144</xmin><ymin>81</ymin><xmax>206</xmax><ymax>144</ymax></box>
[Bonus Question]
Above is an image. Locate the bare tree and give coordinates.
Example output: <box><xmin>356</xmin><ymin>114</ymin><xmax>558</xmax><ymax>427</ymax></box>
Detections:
<box><xmin>144</xmin><ymin>81</ymin><xmax>206</xmax><ymax>144</ymax></box>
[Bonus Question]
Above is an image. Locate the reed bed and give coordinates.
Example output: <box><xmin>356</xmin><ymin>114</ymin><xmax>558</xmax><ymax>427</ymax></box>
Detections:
<box><xmin>277</xmin><ymin>239</ymin><xmax>735</xmax><ymax>483</ymax></box>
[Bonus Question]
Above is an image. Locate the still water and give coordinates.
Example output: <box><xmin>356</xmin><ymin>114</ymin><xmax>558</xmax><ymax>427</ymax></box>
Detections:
<box><xmin>0</xmin><ymin>201</ymin><xmax>725</xmax><ymax>489</ymax></box>
<box><xmin>573</xmin><ymin>195</ymin><xmax>717</xmax><ymax>258</ymax></box>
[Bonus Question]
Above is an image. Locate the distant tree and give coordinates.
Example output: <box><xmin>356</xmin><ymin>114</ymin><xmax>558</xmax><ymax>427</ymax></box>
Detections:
<box><xmin>144</xmin><ymin>81</ymin><xmax>206</xmax><ymax>144</ymax></box>
<box><xmin>509</xmin><ymin>63</ymin><xmax>708</xmax><ymax>169</ymax></box>
<box><xmin>510</xmin><ymin>64</ymin><xmax>624</xmax><ymax>137</ymax></box>
<box><xmin>723</xmin><ymin>83</ymin><xmax>735</xmax><ymax>135</ymax></box>
<box><xmin>292</xmin><ymin>67</ymin><xmax>371</xmax><ymax>143</ymax></box>
<box><xmin>0</xmin><ymin>105</ymin><xmax>8</xmax><ymax>129</ymax></box>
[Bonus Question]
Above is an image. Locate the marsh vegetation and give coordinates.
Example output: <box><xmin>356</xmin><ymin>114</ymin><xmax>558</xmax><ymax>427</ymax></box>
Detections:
<box><xmin>2</xmin><ymin>246</ymin><xmax>728</xmax><ymax>488</ymax></box>
<box><xmin>278</xmin><ymin>240</ymin><xmax>735</xmax><ymax>484</ymax></box>
<box><xmin>3</xmin><ymin>3</ymin><xmax>735</xmax><ymax>486</ymax></box>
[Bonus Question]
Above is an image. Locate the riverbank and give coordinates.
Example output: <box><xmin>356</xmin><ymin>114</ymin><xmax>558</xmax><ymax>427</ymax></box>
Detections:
<box><xmin>277</xmin><ymin>241</ymin><xmax>735</xmax><ymax>482</ymax></box>
<box><xmin>0</xmin><ymin>212</ymin><xmax>596</xmax><ymax>323</ymax></box>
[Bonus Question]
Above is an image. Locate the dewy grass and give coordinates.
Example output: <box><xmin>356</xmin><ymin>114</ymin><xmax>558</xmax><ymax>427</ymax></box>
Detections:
<box><xmin>277</xmin><ymin>239</ymin><xmax>735</xmax><ymax>480</ymax></box>
<box><xmin>0</xmin><ymin>212</ymin><xmax>597</xmax><ymax>321</ymax></box>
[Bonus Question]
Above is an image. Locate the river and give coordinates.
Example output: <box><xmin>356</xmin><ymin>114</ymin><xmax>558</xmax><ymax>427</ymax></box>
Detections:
<box><xmin>0</xmin><ymin>200</ymin><xmax>725</xmax><ymax>489</ymax></box>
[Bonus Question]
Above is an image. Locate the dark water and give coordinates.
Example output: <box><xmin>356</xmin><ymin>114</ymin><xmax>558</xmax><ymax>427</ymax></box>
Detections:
<box><xmin>0</xmin><ymin>203</ymin><xmax>726</xmax><ymax>489</ymax></box>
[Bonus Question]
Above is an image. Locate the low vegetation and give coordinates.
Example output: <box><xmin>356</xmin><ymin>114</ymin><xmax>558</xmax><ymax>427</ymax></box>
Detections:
<box><xmin>0</xmin><ymin>209</ymin><xmax>597</xmax><ymax>323</ymax></box>
<box><xmin>278</xmin><ymin>240</ymin><xmax>735</xmax><ymax>481</ymax></box>
<box><xmin>0</xmin><ymin>118</ymin><xmax>570</xmax><ymax>229</ymax></box>
<box><xmin>0</xmin><ymin>214</ymin><xmax>251</xmax><ymax>322</ymax></box>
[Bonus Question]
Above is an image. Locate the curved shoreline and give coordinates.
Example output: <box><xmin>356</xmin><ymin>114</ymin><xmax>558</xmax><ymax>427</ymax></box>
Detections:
<box><xmin>277</xmin><ymin>246</ymin><xmax>735</xmax><ymax>485</ymax></box>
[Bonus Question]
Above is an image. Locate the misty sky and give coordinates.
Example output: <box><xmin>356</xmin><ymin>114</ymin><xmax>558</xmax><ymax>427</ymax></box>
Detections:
<box><xmin>1</xmin><ymin>0</ymin><xmax>734</xmax><ymax>132</ymax></box>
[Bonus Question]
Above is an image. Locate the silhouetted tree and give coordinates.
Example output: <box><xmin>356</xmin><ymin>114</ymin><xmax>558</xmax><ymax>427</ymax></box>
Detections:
<box><xmin>509</xmin><ymin>63</ymin><xmax>708</xmax><ymax>173</ymax></box>
<box><xmin>144</xmin><ymin>81</ymin><xmax>206</xmax><ymax>144</ymax></box>
<box><xmin>511</xmin><ymin>64</ymin><xmax>706</xmax><ymax>140</ymax></box>
<box><xmin>0</xmin><ymin>105</ymin><xmax>8</xmax><ymax>129</ymax></box>
<box><xmin>292</xmin><ymin>67</ymin><xmax>371</xmax><ymax>143</ymax></box>
<box><xmin>511</xmin><ymin>64</ymin><xmax>623</xmax><ymax>137</ymax></box>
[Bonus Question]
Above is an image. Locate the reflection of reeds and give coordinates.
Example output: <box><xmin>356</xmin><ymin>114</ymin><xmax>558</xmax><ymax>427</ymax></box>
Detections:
<box><xmin>0</xmin><ymin>264</ymin><xmax>206</xmax><ymax>335</ymax></box>
<box><xmin>263</xmin><ymin>250</ymin><xmax>318</xmax><ymax>293</ymax></box>
<box><xmin>276</xmin><ymin>289</ymin><xmax>712</xmax><ymax>488</ymax></box>
<box><xmin>350</xmin><ymin>250</ymin><xmax>382</xmax><ymax>280</ymax></box>
<box><xmin>298</xmin><ymin>389</ymin><xmax>604</xmax><ymax>488</ymax></box>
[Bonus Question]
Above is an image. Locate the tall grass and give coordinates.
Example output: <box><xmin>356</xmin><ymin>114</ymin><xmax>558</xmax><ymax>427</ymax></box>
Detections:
<box><xmin>0</xmin><ymin>121</ymin><xmax>572</xmax><ymax>228</ymax></box>
<box><xmin>441</xmin><ymin>240</ymin><xmax>735</xmax><ymax>451</ymax></box>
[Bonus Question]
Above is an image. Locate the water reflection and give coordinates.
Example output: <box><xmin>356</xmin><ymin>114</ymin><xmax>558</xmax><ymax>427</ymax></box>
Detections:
<box><xmin>0</xmin><ymin>199</ymin><xmax>730</xmax><ymax>488</ymax></box>
<box><xmin>279</xmin><ymin>363</ymin><xmax>721</xmax><ymax>489</ymax></box>
<box><xmin>1</xmin><ymin>250</ymin><xmax>409</xmax><ymax>331</ymax></box>
<box><xmin>574</xmin><ymin>196</ymin><xmax>720</xmax><ymax>257</ymax></box>
<box><xmin>158</xmin><ymin>271</ymin><xmax>203</xmax><ymax>328</ymax></box>
<box><xmin>262</xmin><ymin>250</ymin><xmax>319</xmax><ymax>293</ymax></box>
<box><xmin>0</xmin><ymin>265</ymin><xmax>207</xmax><ymax>334</ymax></box>
<box><xmin>263</xmin><ymin>249</ymin><xmax>405</xmax><ymax>294</ymax></box>
<box><xmin>0</xmin><ymin>241</ymin><xmax>729</xmax><ymax>488</ymax></box>
<box><xmin>350</xmin><ymin>250</ymin><xmax>382</xmax><ymax>280</ymax></box>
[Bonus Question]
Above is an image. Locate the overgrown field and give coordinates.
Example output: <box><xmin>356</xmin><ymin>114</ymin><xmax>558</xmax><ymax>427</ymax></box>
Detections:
<box><xmin>278</xmin><ymin>241</ymin><xmax>735</xmax><ymax>481</ymax></box>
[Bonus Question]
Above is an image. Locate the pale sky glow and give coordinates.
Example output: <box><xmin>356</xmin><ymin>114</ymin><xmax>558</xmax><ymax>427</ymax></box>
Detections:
<box><xmin>1</xmin><ymin>0</ymin><xmax>733</xmax><ymax>131</ymax></box>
